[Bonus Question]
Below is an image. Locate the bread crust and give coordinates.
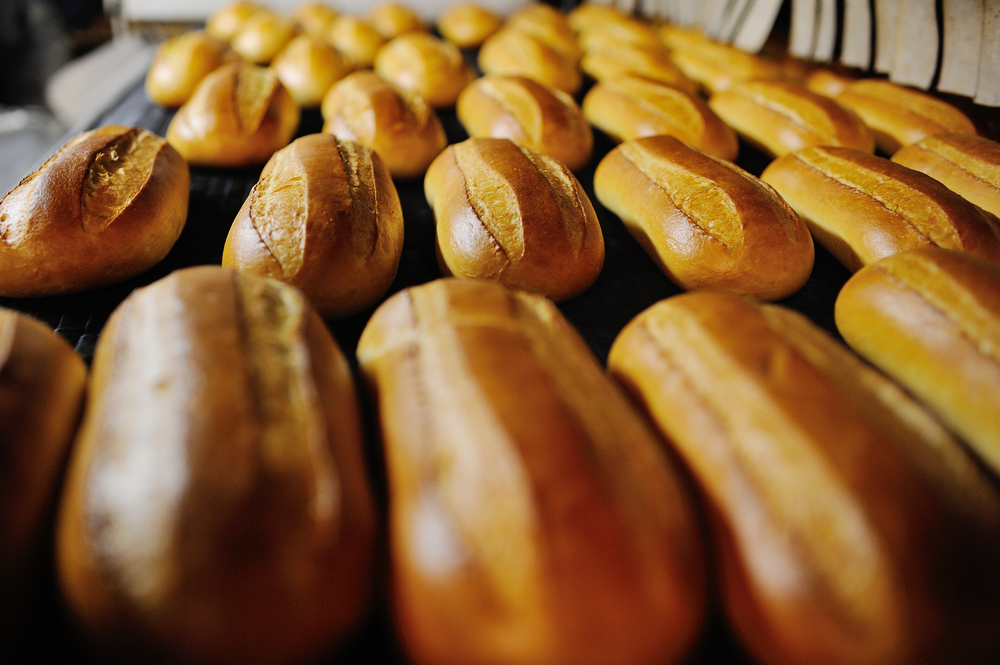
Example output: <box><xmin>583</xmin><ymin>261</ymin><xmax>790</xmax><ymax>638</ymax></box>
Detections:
<box><xmin>478</xmin><ymin>28</ymin><xmax>582</xmax><ymax>96</ymax></box>
<box><xmin>230</xmin><ymin>11</ymin><xmax>300</xmax><ymax>64</ymax></box>
<box><xmin>373</xmin><ymin>32</ymin><xmax>476</xmax><ymax>108</ymax></box>
<box><xmin>580</xmin><ymin>44</ymin><xmax>698</xmax><ymax>95</ymax></box>
<box><xmin>271</xmin><ymin>34</ymin><xmax>353</xmax><ymax>108</ymax></box>
<box><xmin>365</xmin><ymin>1</ymin><xmax>427</xmax><ymax>39</ymax></box>
<box><xmin>325</xmin><ymin>15</ymin><xmax>386</xmax><ymax>68</ymax></box>
<box><xmin>657</xmin><ymin>26</ymin><xmax>781</xmax><ymax>95</ymax></box>
<box><xmin>205</xmin><ymin>0</ymin><xmax>267</xmax><ymax>42</ymax></box>
<box><xmin>436</xmin><ymin>1</ymin><xmax>502</xmax><ymax>48</ymax></box>
<box><xmin>146</xmin><ymin>30</ymin><xmax>234</xmax><ymax>108</ymax></box>
<box><xmin>292</xmin><ymin>1</ymin><xmax>339</xmax><ymax>40</ymax></box>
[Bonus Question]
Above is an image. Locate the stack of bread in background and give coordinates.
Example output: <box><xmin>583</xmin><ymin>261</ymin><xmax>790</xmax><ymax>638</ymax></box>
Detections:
<box><xmin>2</xmin><ymin>1</ymin><xmax>1000</xmax><ymax>664</ymax></box>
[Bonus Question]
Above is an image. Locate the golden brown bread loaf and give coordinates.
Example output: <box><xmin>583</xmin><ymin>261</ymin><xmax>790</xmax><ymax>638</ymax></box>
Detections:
<box><xmin>657</xmin><ymin>26</ymin><xmax>782</xmax><ymax>94</ymax></box>
<box><xmin>478</xmin><ymin>28</ymin><xmax>582</xmax><ymax>95</ymax></box>
<box><xmin>166</xmin><ymin>61</ymin><xmax>300</xmax><ymax>167</ymax></box>
<box><xmin>292</xmin><ymin>1</ymin><xmax>339</xmax><ymax>40</ymax></box>
<box><xmin>356</xmin><ymin>277</ymin><xmax>707</xmax><ymax>665</ymax></box>
<box><xmin>504</xmin><ymin>2</ymin><xmax>583</xmax><ymax>64</ymax></box>
<box><xmin>223</xmin><ymin>134</ymin><xmax>404</xmax><ymax>318</ymax></box>
<box><xmin>803</xmin><ymin>67</ymin><xmax>855</xmax><ymax>98</ymax></box>
<box><xmin>270</xmin><ymin>34</ymin><xmax>353</xmax><ymax>108</ymax></box>
<box><xmin>579</xmin><ymin>44</ymin><xmax>699</xmax><ymax>95</ymax></box>
<box><xmin>56</xmin><ymin>265</ymin><xmax>377</xmax><ymax>665</ymax></box>
<box><xmin>608</xmin><ymin>291</ymin><xmax>1000</xmax><ymax>665</ymax></box>
<box><xmin>835</xmin><ymin>247</ymin><xmax>1000</xmax><ymax>477</ymax></box>
<box><xmin>145</xmin><ymin>30</ymin><xmax>235</xmax><ymax>108</ymax></box>
<box><xmin>594</xmin><ymin>135</ymin><xmax>814</xmax><ymax>300</ymax></box>
<box><xmin>835</xmin><ymin>79</ymin><xmax>977</xmax><ymax>155</ymax></box>
<box><xmin>891</xmin><ymin>133</ymin><xmax>1000</xmax><ymax>219</ymax></box>
<box><xmin>582</xmin><ymin>75</ymin><xmax>739</xmax><ymax>162</ymax></box>
<box><xmin>325</xmin><ymin>15</ymin><xmax>386</xmax><ymax>68</ymax></box>
<box><xmin>365</xmin><ymin>1</ymin><xmax>427</xmax><ymax>39</ymax></box>
<box><xmin>322</xmin><ymin>70</ymin><xmax>447</xmax><ymax>179</ymax></box>
<box><xmin>0</xmin><ymin>125</ymin><xmax>188</xmax><ymax>297</ymax></box>
<box><xmin>0</xmin><ymin>310</ymin><xmax>86</xmax><ymax>647</ymax></box>
<box><xmin>456</xmin><ymin>75</ymin><xmax>593</xmax><ymax>171</ymax></box>
<box><xmin>566</xmin><ymin>1</ymin><xmax>629</xmax><ymax>34</ymax></box>
<box><xmin>373</xmin><ymin>32</ymin><xmax>475</xmax><ymax>108</ymax></box>
<box><xmin>709</xmin><ymin>80</ymin><xmax>875</xmax><ymax>157</ymax></box>
<box><xmin>206</xmin><ymin>0</ymin><xmax>267</xmax><ymax>42</ymax></box>
<box><xmin>425</xmin><ymin>138</ymin><xmax>605</xmax><ymax>301</ymax></box>
<box><xmin>435</xmin><ymin>1</ymin><xmax>502</xmax><ymax>48</ymax></box>
<box><xmin>230</xmin><ymin>11</ymin><xmax>300</xmax><ymax>64</ymax></box>
<box><xmin>761</xmin><ymin>146</ymin><xmax>1000</xmax><ymax>271</ymax></box>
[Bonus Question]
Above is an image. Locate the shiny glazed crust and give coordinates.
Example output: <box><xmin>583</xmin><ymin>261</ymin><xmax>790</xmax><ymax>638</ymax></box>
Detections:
<box><xmin>230</xmin><ymin>11</ymin><xmax>299</xmax><ymax>64</ymax></box>
<box><xmin>373</xmin><ymin>33</ymin><xmax>476</xmax><ymax>108</ymax></box>
<box><xmin>145</xmin><ymin>31</ymin><xmax>233</xmax><ymax>108</ymax></box>
<box><xmin>292</xmin><ymin>2</ymin><xmax>339</xmax><ymax>40</ymax></box>
<box><xmin>356</xmin><ymin>277</ymin><xmax>707</xmax><ymax>665</ymax></box>
<box><xmin>205</xmin><ymin>0</ymin><xmax>267</xmax><ymax>42</ymax></box>
<box><xmin>657</xmin><ymin>26</ymin><xmax>782</xmax><ymax>94</ymax></box>
<box><xmin>0</xmin><ymin>125</ymin><xmax>189</xmax><ymax>297</ymax></box>
<box><xmin>436</xmin><ymin>2</ymin><xmax>502</xmax><ymax>48</ymax></box>
<box><xmin>580</xmin><ymin>44</ymin><xmax>698</xmax><ymax>95</ymax></box>
<box><xmin>478</xmin><ymin>28</ymin><xmax>582</xmax><ymax>95</ymax></box>
<box><xmin>424</xmin><ymin>138</ymin><xmax>605</xmax><ymax>301</ymax></box>
<box><xmin>760</xmin><ymin>146</ymin><xmax>1000</xmax><ymax>271</ymax></box>
<box><xmin>271</xmin><ymin>34</ymin><xmax>353</xmax><ymax>108</ymax></box>
<box><xmin>594</xmin><ymin>135</ymin><xmax>814</xmax><ymax>300</ymax></box>
<box><xmin>223</xmin><ymin>135</ymin><xmax>404</xmax><ymax>318</ymax></box>
<box><xmin>456</xmin><ymin>75</ymin><xmax>593</xmax><ymax>171</ymax></box>
<box><xmin>608</xmin><ymin>291</ymin><xmax>1000</xmax><ymax>665</ymax></box>
<box><xmin>365</xmin><ymin>1</ymin><xmax>427</xmax><ymax>39</ymax></box>
<box><xmin>56</xmin><ymin>266</ymin><xmax>377</xmax><ymax>665</ymax></box>
<box><xmin>166</xmin><ymin>61</ymin><xmax>300</xmax><ymax>167</ymax></box>
<box><xmin>325</xmin><ymin>15</ymin><xmax>386</xmax><ymax>68</ymax></box>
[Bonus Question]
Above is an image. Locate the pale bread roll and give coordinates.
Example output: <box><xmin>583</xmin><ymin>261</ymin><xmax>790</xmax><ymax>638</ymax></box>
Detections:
<box><xmin>325</xmin><ymin>15</ymin><xmax>386</xmax><ymax>68</ymax></box>
<box><xmin>373</xmin><ymin>32</ymin><xmax>475</xmax><ymax>108</ymax></box>
<box><xmin>271</xmin><ymin>34</ymin><xmax>353</xmax><ymax>108</ymax></box>
<box><xmin>365</xmin><ymin>1</ymin><xmax>427</xmax><ymax>39</ymax></box>
<box><xmin>479</xmin><ymin>28</ymin><xmax>582</xmax><ymax>95</ymax></box>
<box><xmin>206</xmin><ymin>0</ymin><xmax>268</xmax><ymax>42</ymax></box>
<box><xmin>231</xmin><ymin>11</ymin><xmax>300</xmax><ymax>64</ymax></box>
<box><xmin>145</xmin><ymin>30</ymin><xmax>235</xmax><ymax>108</ymax></box>
<box><xmin>436</xmin><ymin>2</ymin><xmax>502</xmax><ymax>48</ymax></box>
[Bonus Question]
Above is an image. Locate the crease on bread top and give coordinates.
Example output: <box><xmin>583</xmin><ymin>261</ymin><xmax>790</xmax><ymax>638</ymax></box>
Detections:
<box><xmin>81</xmin><ymin>128</ymin><xmax>161</xmax><ymax>235</ymax></box>
<box><xmin>902</xmin><ymin>135</ymin><xmax>1000</xmax><ymax>187</ymax></box>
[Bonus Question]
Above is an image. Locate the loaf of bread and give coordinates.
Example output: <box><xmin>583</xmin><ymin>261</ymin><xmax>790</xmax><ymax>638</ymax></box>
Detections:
<box><xmin>292</xmin><ymin>2</ymin><xmax>339</xmax><ymax>40</ymax></box>
<box><xmin>657</xmin><ymin>26</ymin><xmax>782</xmax><ymax>94</ymax></box>
<box><xmin>0</xmin><ymin>125</ymin><xmax>188</xmax><ymax>297</ymax></box>
<box><xmin>835</xmin><ymin>79</ymin><xmax>977</xmax><ymax>155</ymax></box>
<box><xmin>230</xmin><ymin>11</ymin><xmax>300</xmax><ymax>64</ymax></box>
<box><xmin>223</xmin><ymin>134</ymin><xmax>404</xmax><ymax>318</ymax></box>
<box><xmin>760</xmin><ymin>146</ymin><xmax>1000</xmax><ymax>271</ymax></box>
<box><xmin>709</xmin><ymin>80</ymin><xmax>875</xmax><ymax>157</ymax></box>
<box><xmin>356</xmin><ymin>277</ymin><xmax>707</xmax><ymax>665</ymax></box>
<box><xmin>322</xmin><ymin>70</ymin><xmax>447</xmax><ymax>179</ymax></box>
<box><xmin>478</xmin><ymin>28</ymin><xmax>582</xmax><ymax>95</ymax></box>
<box><xmin>835</xmin><ymin>247</ymin><xmax>1000</xmax><ymax>477</ymax></box>
<box><xmin>595</xmin><ymin>135</ymin><xmax>813</xmax><ymax>299</ymax></box>
<box><xmin>608</xmin><ymin>291</ymin><xmax>1000</xmax><ymax>665</ymax></box>
<box><xmin>166</xmin><ymin>61</ymin><xmax>300</xmax><ymax>167</ymax></box>
<box><xmin>583</xmin><ymin>75</ymin><xmax>739</xmax><ymax>162</ymax></box>
<box><xmin>271</xmin><ymin>34</ymin><xmax>353</xmax><ymax>108</ymax></box>
<box><xmin>576</xmin><ymin>17</ymin><xmax>662</xmax><ymax>55</ymax></box>
<box><xmin>365</xmin><ymin>1</ymin><xmax>427</xmax><ymax>39</ymax></box>
<box><xmin>0</xmin><ymin>309</ymin><xmax>86</xmax><ymax>648</ymax></box>
<box><xmin>145</xmin><ymin>30</ymin><xmax>234</xmax><ymax>108</ymax></box>
<box><xmin>425</xmin><ymin>138</ymin><xmax>604</xmax><ymax>300</ymax></box>
<box><xmin>580</xmin><ymin>44</ymin><xmax>699</xmax><ymax>95</ymax></box>
<box><xmin>456</xmin><ymin>75</ymin><xmax>593</xmax><ymax>171</ymax></box>
<box><xmin>566</xmin><ymin>1</ymin><xmax>629</xmax><ymax>34</ymax></box>
<box><xmin>891</xmin><ymin>133</ymin><xmax>1000</xmax><ymax>219</ymax></box>
<box><xmin>803</xmin><ymin>67</ymin><xmax>855</xmax><ymax>98</ymax></box>
<box><xmin>435</xmin><ymin>1</ymin><xmax>501</xmax><ymax>48</ymax></box>
<box><xmin>206</xmin><ymin>0</ymin><xmax>267</xmax><ymax>42</ymax></box>
<box><xmin>373</xmin><ymin>32</ymin><xmax>476</xmax><ymax>108</ymax></box>
<box><xmin>57</xmin><ymin>266</ymin><xmax>377</xmax><ymax>665</ymax></box>
<box><xmin>325</xmin><ymin>15</ymin><xmax>386</xmax><ymax>68</ymax></box>
<box><xmin>504</xmin><ymin>2</ymin><xmax>583</xmax><ymax>64</ymax></box>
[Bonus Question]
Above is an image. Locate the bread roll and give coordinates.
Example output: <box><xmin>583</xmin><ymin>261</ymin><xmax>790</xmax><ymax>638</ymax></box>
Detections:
<box><xmin>57</xmin><ymin>265</ymin><xmax>377</xmax><ymax>665</ymax></box>
<box><xmin>206</xmin><ymin>0</ymin><xmax>267</xmax><ymax>42</ymax></box>
<box><xmin>0</xmin><ymin>125</ymin><xmax>188</xmax><ymax>297</ymax></box>
<box><xmin>271</xmin><ymin>34</ymin><xmax>353</xmax><ymax>108</ymax></box>
<box><xmin>231</xmin><ymin>11</ymin><xmax>300</xmax><ymax>64</ymax></box>
<box><xmin>321</xmin><ymin>70</ymin><xmax>447</xmax><ymax>179</ymax></box>
<box><xmin>504</xmin><ymin>2</ymin><xmax>583</xmax><ymax>64</ymax></box>
<box><xmin>891</xmin><ymin>133</ymin><xmax>1000</xmax><ymax>219</ymax></box>
<box><xmin>292</xmin><ymin>1</ymin><xmax>338</xmax><ymax>40</ymax></box>
<box><xmin>709</xmin><ymin>81</ymin><xmax>875</xmax><ymax>157</ymax></box>
<box><xmin>835</xmin><ymin>79</ymin><xmax>977</xmax><ymax>155</ymax></box>
<box><xmin>582</xmin><ymin>75</ymin><xmax>739</xmax><ymax>162</ymax></box>
<box><xmin>456</xmin><ymin>75</ymin><xmax>593</xmax><ymax>171</ymax></box>
<box><xmin>223</xmin><ymin>135</ymin><xmax>404</xmax><ymax>317</ymax></box>
<box><xmin>0</xmin><ymin>310</ymin><xmax>86</xmax><ymax>647</ymax></box>
<box><xmin>760</xmin><ymin>146</ymin><xmax>1000</xmax><ymax>271</ymax></box>
<box><xmin>373</xmin><ymin>32</ymin><xmax>475</xmax><ymax>108</ymax></box>
<box><xmin>436</xmin><ymin>1</ymin><xmax>502</xmax><ymax>48</ymax></box>
<box><xmin>425</xmin><ymin>138</ymin><xmax>604</xmax><ymax>301</ymax></box>
<box><xmin>325</xmin><ymin>15</ymin><xmax>386</xmax><ymax>68</ymax></box>
<box><xmin>580</xmin><ymin>44</ymin><xmax>698</xmax><ymax>95</ymax></box>
<box><xmin>365</xmin><ymin>1</ymin><xmax>427</xmax><ymax>39</ymax></box>
<box><xmin>146</xmin><ymin>30</ymin><xmax>235</xmax><ymax>108</ymax></box>
<box><xmin>575</xmin><ymin>15</ymin><xmax>663</xmax><ymax>52</ymax></box>
<box><xmin>595</xmin><ymin>135</ymin><xmax>813</xmax><ymax>299</ymax></box>
<box><xmin>167</xmin><ymin>61</ymin><xmax>300</xmax><ymax>167</ymax></box>
<box><xmin>835</xmin><ymin>247</ymin><xmax>1000</xmax><ymax>477</ymax></box>
<box><xmin>479</xmin><ymin>28</ymin><xmax>582</xmax><ymax>95</ymax></box>
<box><xmin>657</xmin><ymin>26</ymin><xmax>782</xmax><ymax>94</ymax></box>
<box><xmin>356</xmin><ymin>277</ymin><xmax>707</xmax><ymax>665</ymax></box>
<box><xmin>608</xmin><ymin>291</ymin><xmax>1000</xmax><ymax>665</ymax></box>
<box><xmin>566</xmin><ymin>1</ymin><xmax>628</xmax><ymax>34</ymax></box>
<box><xmin>804</xmin><ymin>67</ymin><xmax>855</xmax><ymax>98</ymax></box>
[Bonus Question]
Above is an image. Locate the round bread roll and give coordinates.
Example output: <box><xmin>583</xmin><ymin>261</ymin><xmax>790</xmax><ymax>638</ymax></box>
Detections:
<box><xmin>436</xmin><ymin>1</ymin><xmax>502</xmax><ymax>48</ymax></box>
<box><xmin>566</xmin><ymin>2</ymin><xmax>629</xmax><ymax>34</ymax></box>
<box><xmin>231</xmin><ymin>11</ymin><xmax>300</xmax><ymax>64</ymax></box>
<box><xmin>425</xmin><ymin>138</ymin><xmax>604</xmax><ymax>301</ymax></box>
<box><xmin>206</xmin><ymin>0</ymin><xmax>268</xmax><ymax>42</ymax></box>
<box><xmin>760</xmin><ymin>145</ymin><xmax>1000</xmax><ymax>272</ymax></box>
<box><xmin>326</xmin><ymin>15</ymin><xmax>386</xmax><ymax>67</ymax></box>
<box><xmin>582</xmin><ymin>75</ymin><xmax>739</xmax><ymax>162</ymax></box>
<box><xmin>594</xmin><ymin>135</ymin><xmax>814</xmax><ymax>300</ymax></box>
<box><xmin>0</xmin><ymin>125</ymin><xmax>188</xmax><ymax>297</ymax></box>
<box><xmin>479</xmin><ymin>28</ymin><xmax>582</xmax><ymax>95</ymax></box>
<box><xmin>658</xmin><ymin>25</ymin><xmax>782</xmax><ymax>94</ymax></box>
<box><xmin>373</xmin><ymin>32</ymin><xmax>475</xmax><ymax>108</ymax></box>
<box><xmin>580</xmin><ymin>44</ymin><xmax>698</xmax><ymax>95</ymax></box>
<box><xmin>709</xmin><ymin>80</ymin><xmax>875</xmax><ymax>157</ymax></box>
<box><xmin>575</xmin><ymin>15</ymin><xmax>663</xmax><ymax>52</ymax></box>
<box><xmin>167</xmin><ymin>61</ymin><xmax>300</xmax><ymax>167</ymax></box>
<box><xmin>365</xmin><ymin>1</ymin><xmax>426</xmax><ymax>39</ymax></box>
<box><xmin>145</xmin><ymin>30</ymin><xmax>235</xmax><ymax>108</ymax></box>
<box><xmin>271</xmin><ymin>34</ymin><xmax>353</xmax><ymax>108</ymax></box>
<box><xmin>223</xmin><ymin>135</ymin><xmax>404</xmax><ymax>318</ymax></box>
<box><xmin>456</xmin><ymin>75</ymin><xmax>593</xmax><ymax>171</ymax></box>
<box><xmin>891</xmin><ymin>133</ymin><xmax>1000</xmax><ymax>219</ymax></box>
<box><xmin>504</xmin><ymin>2</ymin><xmax>583</xmax><ymax>64</ymax></box>
<box><xmin>321</xmin><ymin>70</ymin><xmax>447</xmax><ymax>179</ymax></box>
<box><xmin>835</xmin><ymin>79</ymin><xmax>977</xmax><ymax>155</ymax></box>
<box><xmin>56</xmin><ymin>265</ymin><xmax>377</xmax><ymax>665</ymax></box>
<box><xmin>293</xmin><ymin>1</ymin><xmax>338</xmax><ymax>39</ymax></box>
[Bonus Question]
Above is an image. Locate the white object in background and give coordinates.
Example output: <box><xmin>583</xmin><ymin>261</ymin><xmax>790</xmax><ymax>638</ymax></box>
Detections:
<box><xmin>677</xmin><ymin>0</ymin><xmax>699</xmax><ymax>26</ymax></box>
<box><xmin>704</xmin><ymin>0</ymin><xmax>736</xmax><ymax>38</ymax></box>
<box><xmin>890</xmin><ymin>0</ymin><xmax>939</xmax><ymax>88</ymax></box>
<box><xmin>789</xmin><ymin>0</ymin><xmax>817</xmax><ymax>57</ymax></box>
<box><xmin>812</xmin><ymin>0</ymin><xmax>836</xmax><ymax>60</ymax></box>
<box><xmin>938</xmin><ymin>0</ymin><xmax>983</xmax><ymax>96</ymax></box>
<box><xmin>733</xmin><ymin>0</ymin><xmax>785</xmax><ymax>52</ymax></box>
<box><xmin>718</xmin><ymin>0</ymin><xmax>754</xmax><ymax>43</ymax></box>
<box><xmin>840</xmin><ymin>0</ymin><xmax>872</xmax><ymax>68</ymax></box>
<box><xmin>976</xmin><ymin>0</ymin><xmax>1000</xmax><ymax>105</ymax></box>
<box><xmin>873</xmin><ymin>0</ymin><xmax>899</xmax><ymax>72</ymax></box>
